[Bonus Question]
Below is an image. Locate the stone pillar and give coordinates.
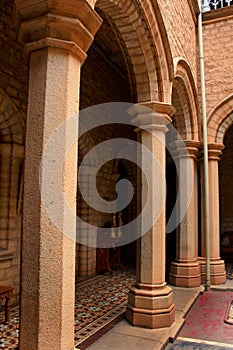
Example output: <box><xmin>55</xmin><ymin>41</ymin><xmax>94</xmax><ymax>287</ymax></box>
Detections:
<box><xmin>199</xmin><ymin>143</ymin><xmax>226</xmax><ymax>285</ymax></box>
<box><xmin>169</xmin><ymin>141</ymin><xmax>201</xmax><ymax>287</ymax></box>
<box><xmin>126</xmin><ymin>102</ymin><xmax>175</xmax><ymax>329</ymax></box>
<box><xmin>13</xmin><ymin>1</ymin><xmax>102</xmax><ymax>349</ymax></box>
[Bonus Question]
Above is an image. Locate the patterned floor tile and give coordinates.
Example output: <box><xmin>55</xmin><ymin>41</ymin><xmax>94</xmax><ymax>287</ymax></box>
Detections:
<box><xmin>1</xmin><ymin>264</ymin><xmax>233</xmax><ymax>349</ymax></box>
<box><xmin>0</xmin><ymin>269</ymin><xmax>135</xmax><ymax>349</ymax></box>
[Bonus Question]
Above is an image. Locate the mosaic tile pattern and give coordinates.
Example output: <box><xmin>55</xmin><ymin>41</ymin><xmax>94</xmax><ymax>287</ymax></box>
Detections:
<box><xmin>74</xmin><ymin>270</ymin><xmax>135</xmax><ymax>347</ymax></box>
<box><xmin>2</xmin><ymin>264</ymin><xmax>233</xmax><ymax>349</ymax></box>
<box><xmin>0</xmin><ymin>306</ymin><xmax>19</xmax><ymax>349</ymax></box>
<box><xmin>0</xmin><ymin>270</ymin><xmax>135</xmax><ymax>349</ymax></box>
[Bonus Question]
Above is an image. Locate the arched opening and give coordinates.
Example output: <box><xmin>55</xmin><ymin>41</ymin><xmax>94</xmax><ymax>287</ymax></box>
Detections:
<box><xmin>77</xmin><ymin>6</ymin><xmax>137</xmax><ymax>275</ymax></box>
<box><xmin>219</xmin><ymin>123</ymin><xmax>233</xmax><ymax>272</ymax></box>
<box><xmin>167</xmin><ymin>72</ymin><xmax>200</xmax><ymax>287</ymax></box>
<box><xmin>0</xmin><ymin>89</ymin><xmax>24</xmax><ymax>302</ymax></box>
<box><xmin>74</xmin><ymin>8</ymin><xmax>138</xmax><ymax>344</ymax></box>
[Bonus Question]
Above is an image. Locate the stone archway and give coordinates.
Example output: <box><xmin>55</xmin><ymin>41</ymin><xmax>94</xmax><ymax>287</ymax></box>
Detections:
<box><xmin>168</xmin><ymin>59</ymin><xmax>201</xmax><ymax>287</ymax></box>
<box><xmin>77</xmin><ymin>0</ymin><xmax>177</xmax><ymax>330</ymax></box>
<box><xmin>219</xmin><ymin>122</ymin><xmax>233</xmax><ymax>236</ymax></box>
<box><xmin>213</xmin><ymin>107</ymin><xmax>233</xmax><ymax>274</ymax></box>
<box><xmin>91</xmin><ymin>0</ymin><xmax>174</xmax><ymax>103</ymax></box>
<box><xmin>0</xmin><ymin>88</ymin><xmax>25</xmax><ymax>299</ymax></box>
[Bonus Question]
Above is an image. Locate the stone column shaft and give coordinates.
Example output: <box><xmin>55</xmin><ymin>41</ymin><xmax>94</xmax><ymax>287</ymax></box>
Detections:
<box><xmin>126</xmin><ymin>101</ymin><xmax>175</xmax><ymax>329</ymax></box>
<box><xmin>13</xmin><ymin>1</ymin><xmax>102</xmax><ymax>349</ymax></box>
<box><xmin>170</xmin><ymin>141</ymin><xmax>201</xmax><ymax>287</ymax></box>
<box><xmin>199</xmin><ymin>143</ymin><xmax>226</xmax><ymax>285</ymax></box>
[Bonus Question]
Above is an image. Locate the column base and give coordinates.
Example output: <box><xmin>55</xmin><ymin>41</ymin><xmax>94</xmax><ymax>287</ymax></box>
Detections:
<box><xmin>126</xmin><ymin>283</ymin><xmax>175</xmax><ymax>329</ymax></box>
<box><xmin>198</xmin><ymin>257</ymin><xmax>226</xmax><ymax>285</ymax></box>
<box><xmin>169</xmin><ymin>260</ymin><xmax>201</xmax><ymax>287</ymax></box>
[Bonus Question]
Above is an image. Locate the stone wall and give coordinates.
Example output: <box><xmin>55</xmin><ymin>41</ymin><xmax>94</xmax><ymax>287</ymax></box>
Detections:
<box><xmin>157</xmin><ymin>0</ymin><xmax>198</xmax><ymax>81</ymax></box>
<box><xmin>203</xmin><ymin>7</ymin><xmax>233</xmax><ymax>115</ymax></box>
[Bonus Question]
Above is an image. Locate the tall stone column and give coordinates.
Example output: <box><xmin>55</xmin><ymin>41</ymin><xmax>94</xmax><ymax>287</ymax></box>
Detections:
<box><xmin>13</xmin><ymin>1</ymin><xmax>102</xmax><ymax>349</ymax></box>
<box><xmin>169</xmin><ymin>141</ymin><xmax>201</xmax><ymax>287</ymax></box>
<box><xmin>126</xmin><ymin>102</ymin><xmax>175</xmax><ymax>329</ymax></box>
<box><xmin>199</xmin><ymin>143</ymin><xmax>226</xmax><ymax>284</ymax></box>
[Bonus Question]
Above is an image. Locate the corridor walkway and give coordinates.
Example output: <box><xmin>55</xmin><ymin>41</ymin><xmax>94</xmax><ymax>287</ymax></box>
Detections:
<box><xmin>1</xmin><ymin>270</ymin><xmax>233</xmax><ymax>349</ymax></box>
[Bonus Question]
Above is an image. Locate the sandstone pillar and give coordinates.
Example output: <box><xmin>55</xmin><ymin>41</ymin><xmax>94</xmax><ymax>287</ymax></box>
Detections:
<box><xmin>13</xmin><ymin>1</ymin><xmax>102</xmax><ymax>349</ymax></box>
<box><xmin>169</xmin><ymin>141</ymin><xmax>201</xmax><ymax>287</ymax></box>
<box><xmin>126</xmin><ymin>102</ymin><xmax>175</xmax><ymax>328</ymax></box>
<box><xmin>199</xmin><ymin>143</ymin><xmax>226</xmax><ymax>284</ymax></box>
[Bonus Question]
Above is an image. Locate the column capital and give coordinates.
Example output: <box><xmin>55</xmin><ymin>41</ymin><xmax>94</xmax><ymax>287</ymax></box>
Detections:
<box><xmin>13</xmin><ymin>0</ymin><xmax>102</xmax><ymax>59</ymax></box>
<box><xmin>129</xmin><ymin>101</ymin><xmax>175</xmax><ymax>132</ymax></box>
<box><xmin>170</xmin><ymin>140</ymin><xmax>200</xmax><ymax>159</ymax></box>
<box><xmin>208</xmin><ymin>142</ymin><xmax>224</xmax><ymax>160</ymax></box>
<box><xmin>199</xmin><ymin>142</ymin><xmax>224</xmax><ymax>161</ymax></box>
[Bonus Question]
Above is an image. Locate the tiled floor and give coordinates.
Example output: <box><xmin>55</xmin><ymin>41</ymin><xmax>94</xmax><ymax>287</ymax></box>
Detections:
<box><xmin>0</xmin><ymin>269</ymin><xmax>136</xmax><ymax>349</ymax></box>
<box><xmin>0</xmin><ymin>306</ymin><xmax>19</xmax><ymax>349</ymax></box>
<box><xmin>74</xmin><ymin>270</ymin><xmax>135</xmax><ymax>347</ymax></box>
<box><xmin>1</xmin><ymin>261</ymin><xmax>233</xmax><ymax>350</ymax></box>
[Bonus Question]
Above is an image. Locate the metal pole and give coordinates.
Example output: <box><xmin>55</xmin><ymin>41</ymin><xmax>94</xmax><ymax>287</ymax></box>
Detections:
<box><xmin>198</xmin><ymin>0</ymin><xmax>211</xmax><ymax>291</ymax></box>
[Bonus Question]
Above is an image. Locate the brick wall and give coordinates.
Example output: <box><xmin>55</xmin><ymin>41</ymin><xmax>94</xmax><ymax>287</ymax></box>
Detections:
<box><xmin>80</xmin><ymin>46</ymin><xmax>132</xmax><ymax>109</ymax></box>
<box><xmin>157</xmin><ymin>0</ymin><xmax>197</xmax><ymax>81</ymax></box>
<box><xmin>203</xmin><ymin>9</ymin><xmax>233</xmax><ymax>115</ymax></box>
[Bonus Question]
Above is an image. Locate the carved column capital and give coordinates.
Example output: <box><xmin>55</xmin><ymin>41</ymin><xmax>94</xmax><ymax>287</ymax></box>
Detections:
<box><xmin>13</xmin><ymin>0</ymin><xmax>102</xmax><ymax>59</ymax></box>
<box><xmin>170</xmin><ymin>140</ymin><xmax>200</xmax><ymax>159</ymax></box>
<box><xmin>129</xmin><ymin>101</ymin><xmax>175</xmax><ymax>133</ymax></box>
<box><xmin>208</xmin><ymin>142</ymin><xmax>224</xmax><ymax>160</ymax></box>
<box><xmin>199</xmin><ymin>142</ymin><xmax>224</xmax><ymax>161</ymax></box>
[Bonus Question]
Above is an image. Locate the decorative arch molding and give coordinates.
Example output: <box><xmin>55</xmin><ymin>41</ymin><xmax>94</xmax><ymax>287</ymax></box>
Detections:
<box><xmin>172</xmin><ymin>58</ymin><xmax>199</xmax><ymax>141</ymax></box>
<box><xmin>93</xmin><ymin>0</ymin><xmax>174</xmax><ymax>103</ymax></box>
<box><xmin>207</xmin><ymin>93</ymin><xmax>233</xmax><ymax>143</ymax></box>
<box><xmin>217</xmin><ymin>112</ymin><xmax>233</xmax><ymax>144</ymax></box>
<box><xmin>0</xmin><ymin>88</ymin><xmax>25</xmax><ymax>144</ymax></box>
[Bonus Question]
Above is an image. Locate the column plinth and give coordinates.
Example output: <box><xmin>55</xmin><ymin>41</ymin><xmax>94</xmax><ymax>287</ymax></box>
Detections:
<box><xmin>127</xmin><ymin>283</ymin><xmax>174</xmax><ymax>329</ymax></box>
<box><xmin>126</xmin><ymin>101</ymin><xmax>175</xmax><ymax>329</ymax></box>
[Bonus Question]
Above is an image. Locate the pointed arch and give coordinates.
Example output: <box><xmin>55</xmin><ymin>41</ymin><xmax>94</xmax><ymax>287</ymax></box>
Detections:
<box><xmin>172</xmin><ymin>58</ymin><xmax>199</xmax><ymax>141</ymax></box>
<box><xmin>93</xmin><ymin>0</ymin><xmax>174</xmax><ymax>103</ymax></box>
<box><xmin>0</xmin><ymin>88</ymin><xmax>25</xmax><ymax>144</ymax></box>
<box><xmin>207</xmin><ymin>93</ymin><xmax>233</xmax><ymax>143</ymax></box>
